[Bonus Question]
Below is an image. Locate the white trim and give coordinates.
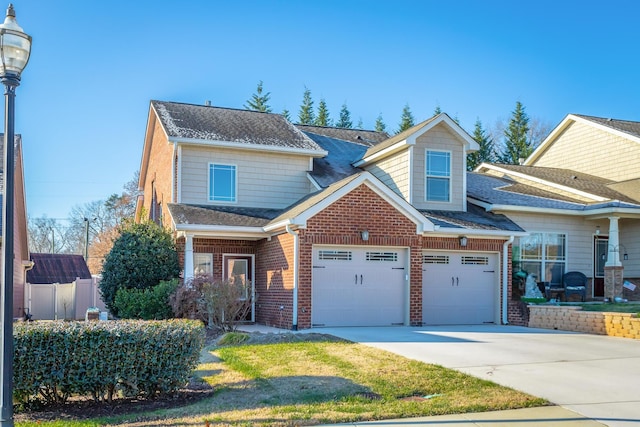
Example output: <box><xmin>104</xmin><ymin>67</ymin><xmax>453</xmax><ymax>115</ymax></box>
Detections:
<box><xmin>176</xmin><ymin>227</ymin><xmax>267</xmax><ymax>240</ymax></box>
<box><xmin>208</xmin><ymin>162</ymin><xmax>238</xmax><ymax>204</ymax></box>
<box><xmin>478</xmin><ymin>163</ymin><xmax>609</xmax><ymax>202</ymax></box>
<box><xmin>354</xmin><ymin>139</ymin><xmax>412</xmax><ymax>167</ymax></box>
<box><xmin>175</xmin><ymin>143</ymin><xmax>181</xmax><ymax>203</ymax></box>
<box><xmin>306</xmin><ymin>172</ymin><xmax>322</xmax><ymax>191</ymax></box>
<box><xmin>407</xmin><ymin>145</ymin><xmax>414</xmax><ymax>204</ymax></box>
<box><xmin>469</xmin><ymin>197</ymin><xmax>640</xmax><ymax>219</ymax></box>
<box><xmin>171</xmin><ymin>136</ymin><xmax>328</xmax><ymax>158</ymax></box>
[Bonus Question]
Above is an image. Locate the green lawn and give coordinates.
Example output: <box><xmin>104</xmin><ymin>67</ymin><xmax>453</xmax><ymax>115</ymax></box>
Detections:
<box><xmin>16</xmin><ymin>335</ymin><xmax>547</xmax><ymax>426</ymax></box>
<box><xmin>579</xmin><ymin>303</ymin><xmax>640</xmax><ymax>314</ymax></box>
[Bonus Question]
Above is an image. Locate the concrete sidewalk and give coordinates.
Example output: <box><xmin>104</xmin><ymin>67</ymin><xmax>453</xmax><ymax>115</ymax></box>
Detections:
<box><xmin>321</xmin><ymin>406</ymin><xmax>605</xmax><ymax>426</ymax></box>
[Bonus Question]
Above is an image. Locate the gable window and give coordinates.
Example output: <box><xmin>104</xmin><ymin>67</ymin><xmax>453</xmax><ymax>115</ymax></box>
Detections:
<box><xmin>426</xmin><ymin>150</ymin><xmax>450</xmax><ymax>202</ymax></box>
<box><xmin>209</xmin><ymin>163</ymin><xmax>237</xmax><ymax>202</ymax></box>
<box><xmin>518</xmin><ymin>233</ymin><xmax>566</xmax><ymax>284</ymax></box>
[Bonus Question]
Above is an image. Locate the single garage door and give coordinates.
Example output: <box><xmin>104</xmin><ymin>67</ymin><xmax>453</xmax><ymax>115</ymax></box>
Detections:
<box><xmin>312</xmin><ymin>246</ymin><xmax>407</xmax><ymax>327</ymax></box>
<box><xmin>422</xmin><ymin>251</ymin><xmax>498</xmax><ymax>325</ymax></box>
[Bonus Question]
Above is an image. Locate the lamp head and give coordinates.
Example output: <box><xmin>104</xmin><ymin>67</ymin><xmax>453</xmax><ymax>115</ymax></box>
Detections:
<box><xmin>0</xmin><ymin>4</ymin><xmax>31</xmax><ymax>79</ymax></box>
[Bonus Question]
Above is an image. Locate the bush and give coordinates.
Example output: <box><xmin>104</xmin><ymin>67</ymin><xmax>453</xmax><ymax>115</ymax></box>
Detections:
<box><xmin>100</xmin><ymin>220</ymin><xmax>180</xmax><ymax>316</ymax></box>
<box><xmin>171</xmin><ymin>274</ymin><xmax>253</xmax><ymax>332</ymax></box>
<box><xmin>13</xmin><ymin>319</ymin><xmax>205</xmax><ymax>405</ymax></box>
<box><xmin>114</xmin><ymin>279</ymin><xmax>179</xmax><ymax>320</ymax></box>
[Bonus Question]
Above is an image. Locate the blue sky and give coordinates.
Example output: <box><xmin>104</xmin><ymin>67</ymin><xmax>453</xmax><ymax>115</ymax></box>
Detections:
<box><xmin>7</xmin><ymin>0</ymin><xmax>640</xmax><ymax>220</ymax></box>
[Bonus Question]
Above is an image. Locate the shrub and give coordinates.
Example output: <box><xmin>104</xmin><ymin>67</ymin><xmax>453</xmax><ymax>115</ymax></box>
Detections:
<box><xmin>114</xmin><ymin>279</ymin><xmax>179</xmax><ymax>320</ymax></box>
<box><xmin>171</xmin><ymin>274</ymin><xmax>253</xmax><ymax>332</ymax></box>
<box><xmin>13</xmin><ymin>319</ymin><xmax>205</xmax><ymax>405</ymax></box>
<box><xmin>100</xmin><ymin>220</ymin><xmax>180</xmax><ymax>316</ymax></box>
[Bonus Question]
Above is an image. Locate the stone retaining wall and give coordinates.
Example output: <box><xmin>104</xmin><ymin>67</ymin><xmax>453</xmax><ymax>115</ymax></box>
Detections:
<box><xmin>528</xmin><ymin>305</ymin><xmax>640</xmax><ymax>339</ymax></box>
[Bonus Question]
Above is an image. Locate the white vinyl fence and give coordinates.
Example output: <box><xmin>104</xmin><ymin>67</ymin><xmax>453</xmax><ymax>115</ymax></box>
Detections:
<box><xmin>27</xmin><ymin>277</ymin><xmax>107</xmax><ymax>320</ymax></box>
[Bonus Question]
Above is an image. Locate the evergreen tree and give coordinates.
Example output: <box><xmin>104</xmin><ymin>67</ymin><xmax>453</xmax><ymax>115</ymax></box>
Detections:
<box><xmin>467</xmin><ymin>118</ymin><xmax>496</xmax><ymax>171</ymax></box>
<box><xmin>375</xmin><ymin>113</ymin><xmax>386</xmax><ymax>133</ymax></box>
<box><xmin>397</xmin><ymin>103</ymin><xmax>415</xmax><ymax>133</ymax></box>
<box><xmin>315</xmin><ymin>98</ymin><xmax>331</xmax><ymax>126</ymax></box>
<box><xmin>499</xmin><ymin>101</ymin><xmax>532</xmax><ymax>164</ymax></box>
<box><xmin>433</xmin><ymin>104</ymin><xmax>442</xmax><ymax>115</ymax></box>
<box><xmin>298</xmin><ymin>87</ymin><xmax>315</xmax><ymax>125</ymax></box>
<box><xmin>244</xmin><ymin>80</ymin><xmax>272</xmax><ymax>112</ymax></box>
<box><xmin>281</xmin><ymin>108</ymin><xmax>291</xmax><ymax>122</ymax></box>
<box><xmin>336</xmin><ymin>103</ymin><xmax>353</xmax><ymax>128</ymax></box>
<box><xmin>356</xmin><ymin>118</ymin><xmax>363</xmax><ymax>129</ymax></box>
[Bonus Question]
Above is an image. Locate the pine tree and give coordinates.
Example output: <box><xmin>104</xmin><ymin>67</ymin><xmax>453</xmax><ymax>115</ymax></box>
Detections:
<box><xmin>433</xmin><ymin>104</ymin><xmax>442</xmax><ymax>115</ymax></box>
<box><xmin>375</xmin><ymin>114</ymin><xmax>386</xmax><ymax>133</ymax></box>
<box><xmin>298</xmin><ymin>87</ymin><xmax>315</xmax><ymax>125</ymax></box>
<box><xmin>356</xmin><ymin>118</ymin><xmax>363</xmax><ymax>129</ymax></box>
<box><xmin>397</xmin><ymin>103</ymin><xmax>415</xmax><ymax>133</ymax></box>
<box><xmin>336</xmin><ymin>103</ymin><xmax>353</xmax><ymax>128</ymax></box>
<box><xmin>315</xmin><ymin>98</ymin><xmax>331</xmax><ymax>126</ymax></box>
<box><xmin>467</xmin><ymin>118</ymin><xmax>496</xmax><ymax>171</ymax></box>
<box><xmin>282</xmin><ymin>109</ymin><xmax>291</xmax><ymax>122</ymax></box>
<box><xmin>499</xmin><ymin>101</ymin><xmax>532</xmax><ymax>164</ymax></box>
<box><xmin>244</xmin><ymin>80</ymin><xmax>272</xmax><ymax>112</ymax></box>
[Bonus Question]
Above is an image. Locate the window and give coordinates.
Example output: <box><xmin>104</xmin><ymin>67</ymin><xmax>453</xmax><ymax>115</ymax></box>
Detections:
<box><xmin>366</xmin><ymin>252</ymin><xmax>398</xmax><ymax>262</ymax></box>
<box><xmin>318</xmin><ymin>250</ymin><xmax>352</xmax><ymax>261</ymax></box>
<box><xmin>194</xmin><ymin>253</ymin><xmax>213</xmax><ymax>275</ymax></box>
<box><xmin>209</xmin><ymin>163</ymin><xmax>236</xmax><ymax>202</ymax></box>
<box><xmin>518</xmin><ymin>233</ymin><xmax>566</xmax><ymax>284</ymax></box>
<box><xmin>426</xmin><ymin>150</ymin><xmax>450</xmax><ymax>202</ymax></box>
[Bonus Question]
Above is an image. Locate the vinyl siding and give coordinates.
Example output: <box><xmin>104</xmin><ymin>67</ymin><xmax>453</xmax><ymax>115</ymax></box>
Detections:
<box><xmin>180</xmin><ymin>145</ymin><xmax>311</xmax><ymax>208</ymax></box>
<box><xmin>532</xmin><ymin>121</ymin><xmax>640</xmax><ymax>181</ymax></box>
<box><xmin>365</xmin><ymin>150</ymin><xmax>410</xmax><ymax>200</ymax></box>
<box><xmin>502</xmin><ymin>212</ymin><xmax>640</xmax><ymax>278</ymax></box>
<box><xmin>412</xmin><ymin>123</ymin><xmax>465</xmax><ymax>211</ymax></box>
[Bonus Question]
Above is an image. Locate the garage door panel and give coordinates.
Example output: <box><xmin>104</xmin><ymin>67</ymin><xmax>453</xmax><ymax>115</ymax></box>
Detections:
<box><xmin>312</xmin><ymin>247</ymin><xmax>406</xmax><ymax>327</ymax></box>
<box><xmin>423</xmin><ymin>251</ymin><xmax>497</xmax><ymax>325</ymax></box>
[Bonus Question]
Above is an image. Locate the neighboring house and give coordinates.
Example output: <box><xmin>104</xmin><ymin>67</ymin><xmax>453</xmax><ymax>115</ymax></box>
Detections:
<box><xmin>472</xmin><ymin>114</ymin><xmax>640</xmax><ymax>302</ymax></box>
<box><xmin>138</xmin><ymin>101</ymin><xmax>525</xmax><ymax>329</ymax></box>
<box><xmin>26</xmin><ymin>253</ymin><xmax>103</xmax><ymax>320</ymax></box>
<box><xmin>0</xmin><ymin>134</ymin><xmax>32</xmax><ymax>319</ymax></box>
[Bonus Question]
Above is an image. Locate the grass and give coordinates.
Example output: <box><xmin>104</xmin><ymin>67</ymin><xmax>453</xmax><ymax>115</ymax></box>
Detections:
<box><xmin>16</xmin><ymin>337</ymin><xmax>547</xmax><ymax>427</ymax></box>
<box><xmin>579</xmin><ymin>303</ymin><xmax>640</xmax><ymax>314</ymax></box>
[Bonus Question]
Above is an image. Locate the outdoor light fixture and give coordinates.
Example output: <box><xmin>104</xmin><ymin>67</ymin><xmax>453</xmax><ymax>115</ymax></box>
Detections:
<box><xmin>459</xmin><ymin>236</ymin><xmax>468</xmax><ymax>247</ymax></box>
<box><xmin>624</xmin><ymin>253</ymin><xmax>629</xmax><ymax>261</ymax></box>
<box><xmin>595</xmin><ymin>226</ymin><xmax>600</xmax><ymax>235</ymax></box>
<box><xmin>0</xmin><ymin>4</ymin><xmax>31</xmax><ymax>426</ymax></box>
<box><xmin>360</xmin><ymin>230</ymin><xmax>369</xmax><ymax>241</ymax></box>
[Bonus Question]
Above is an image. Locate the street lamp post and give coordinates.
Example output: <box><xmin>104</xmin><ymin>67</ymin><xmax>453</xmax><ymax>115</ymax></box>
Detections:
<box><xmin>0</xmin><ymin>4</ymin><xmax>31</xmax><ymax>426</ymax></box>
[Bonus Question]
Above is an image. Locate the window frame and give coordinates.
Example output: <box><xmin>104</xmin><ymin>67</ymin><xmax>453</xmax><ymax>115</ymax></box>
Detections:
<box><xmin>518</xmin><ymin>232</ymin><xmax>567</xmax><ymax>284</ymax></box>
<box><xmin>193</xmin><ymin>253</ymin><xmax>213</xmax><ymax>276</ymax></box>
<box><xmin>425</xmin><ymin>149</ymin><xmax>451</xmax><ymax>202</ymax></box>
<box><xmin>208</xmin><ymin>162</ymin><xmax>237</xmax><ymax>203</ymax></box>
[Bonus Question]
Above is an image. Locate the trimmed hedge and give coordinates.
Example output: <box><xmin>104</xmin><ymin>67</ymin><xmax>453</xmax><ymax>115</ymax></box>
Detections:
<box><xmin>13</xmin><ymin>319</ymin><xmax>205</xmax><ymax>405</ymax></box>
<box><xmin>114</xmin><ymin>278</ymin><xmax>179</xmax><ymax>320</ymax></box>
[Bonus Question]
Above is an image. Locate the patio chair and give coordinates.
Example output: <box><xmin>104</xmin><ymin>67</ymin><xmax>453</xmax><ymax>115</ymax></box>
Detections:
<box><xmin>543</xmin><ymin>281</ymin><xmax>565</xmax><ymax>301</ymax></box>
<box><xmin>562</xmin><ymin>271</ymin><xmax>587</xmax><ymax>302</ymax></box>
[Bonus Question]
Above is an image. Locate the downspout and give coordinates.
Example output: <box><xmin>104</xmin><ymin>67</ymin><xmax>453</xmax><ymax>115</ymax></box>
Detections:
<box><xmin>285</xmin><ymin>225</ymin><xmax>299</xmax><ymax>330</ymax></box>
<box><xmin>502</xmin><ymin>236</ymin><xmax>514</xmax><ymax>325</ymax></box>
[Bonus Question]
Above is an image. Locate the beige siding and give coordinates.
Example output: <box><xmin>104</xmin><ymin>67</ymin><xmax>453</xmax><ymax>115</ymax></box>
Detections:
<box><xmin>502</xmin><ymin>212</ymin><xmax>640</xmax><ymax>277</ymax></box>
<box><xmin>365</xmin><ymin>150</ymin><xmax>410</xmax><ymax>200</ymax></box>
<box><xmin>532</xmin><ymin>121</ymin><xmax>640</xmax><ymax>181</ymax></box>
<box><xmin>180</xmin><ymin>146</ymin><xmax>312</xmax><ymax>208</ymax></box>
<box><xmin>412</xmin><ymin>123</ymin><xmax>465</xmax><ymax>211</ymax></box>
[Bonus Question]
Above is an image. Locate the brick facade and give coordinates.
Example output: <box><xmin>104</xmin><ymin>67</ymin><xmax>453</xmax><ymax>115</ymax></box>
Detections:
<box><xmin>174</xmin><ymin>184</ymin><xmax>514</xmax><ymax>330</ymax></box>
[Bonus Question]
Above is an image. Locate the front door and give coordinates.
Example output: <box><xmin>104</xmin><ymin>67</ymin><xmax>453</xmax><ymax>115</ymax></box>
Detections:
<box><xmin>223</xmin><ymin>255</ymin><xmax>254</xmax><ymax>321</ymax></box>
<box><xmin>593</xmin><ymin>236</ymin><xmax>607</xmax><ymax>298</ymax></box>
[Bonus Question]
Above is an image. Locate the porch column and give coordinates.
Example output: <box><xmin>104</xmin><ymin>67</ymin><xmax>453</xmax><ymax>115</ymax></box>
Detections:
<box><xmin>604</xmin><ymin>216</ymin><xmax>623</xmax><ymax>300</ymax></box>
<box><xmin>183</xmin><ymin>233</ymin><xmax>194</xmax><ymax>282</ymax></box>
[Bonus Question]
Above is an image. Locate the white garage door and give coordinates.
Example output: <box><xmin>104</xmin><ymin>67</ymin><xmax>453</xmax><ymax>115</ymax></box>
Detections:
<box><xmin>422</xmin><ymin>251</ymin><xmax>498</xmax><ymax>325</ymax></box>
<box><xmin>312</xmin><ymin>246</ymin><xmax>407</xmax><ymax>327</ymax></box>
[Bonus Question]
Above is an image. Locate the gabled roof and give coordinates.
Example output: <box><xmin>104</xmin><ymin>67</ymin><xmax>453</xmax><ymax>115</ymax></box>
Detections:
<box><xmin>354</xmin><ymin>113</ymin><xmax>478</xmax><ymax>167</ymax></box>
<box><xmin>525</xmin><ymin>113</ymin><xmax>640</xmax><ymax>166</ymax></box>
<box><xmin>151</xmin><ymin>100</ymin><xmax>326</xmax><ymax>155</ymax></box>
<box><xmin>295</xmin><ymin>125</ymin><xmax>389</xmax><ymax>146</ymax></box>
<box><xmin>303</xmin><ymin>131</ymin><xmax>369</xmax><ymax>188</ymax></box>
<box><xmin>27</xmin><ymin>253</ymin><xmax>92</xmax><ymax>284</ymax></box>
<box><xmin>421</xmin><ymin>203</ymin><xmax>524</xmax><ymax>232</ymax></box>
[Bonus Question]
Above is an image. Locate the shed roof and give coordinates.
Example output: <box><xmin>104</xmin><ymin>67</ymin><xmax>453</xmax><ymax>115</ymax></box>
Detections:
<box><xmin>27</xmin><ymin>253</ymin><xmax>92</xmax><ymax>284</ymax></box>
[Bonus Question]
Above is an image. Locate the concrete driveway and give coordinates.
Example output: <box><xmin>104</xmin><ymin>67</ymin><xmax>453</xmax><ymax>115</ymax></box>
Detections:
<box><xmin>314</xmin><ymin>325</ymin><xmax>640</xmax><ymax>427</ymax></box>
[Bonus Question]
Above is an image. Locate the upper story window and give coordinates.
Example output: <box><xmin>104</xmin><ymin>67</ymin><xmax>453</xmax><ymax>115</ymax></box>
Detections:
<box><xmin>425</xmin><ymin>150</ymin><xmax>450</xmax><ymax>202</ymax></box>
<box><xmin>209</xmin><ymin>163</ymin><xmax>237</xmax><ymax>203</ymax></box>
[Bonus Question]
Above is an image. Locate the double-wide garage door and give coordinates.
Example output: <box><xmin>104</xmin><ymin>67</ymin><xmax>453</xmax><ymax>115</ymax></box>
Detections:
<box><xmin>312</xmin><ymin>246</ymin><xmax>407</xmax><ymax>327</ymax></box>
<box><xmin>422</xmin><ymin>251</ymin><xmax>498</xmax><ymax>325</ymax></box>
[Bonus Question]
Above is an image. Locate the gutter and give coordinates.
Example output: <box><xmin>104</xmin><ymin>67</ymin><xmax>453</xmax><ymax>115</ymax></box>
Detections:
<box><xmin>285</xmin><ymin>225</ymin><xmax>299</xmax><ymax>330</ymax></box>
<box><xmin>502</xmin><ymin>236</ymin><xmax>514</xmax><ymax>325</ymax></box>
